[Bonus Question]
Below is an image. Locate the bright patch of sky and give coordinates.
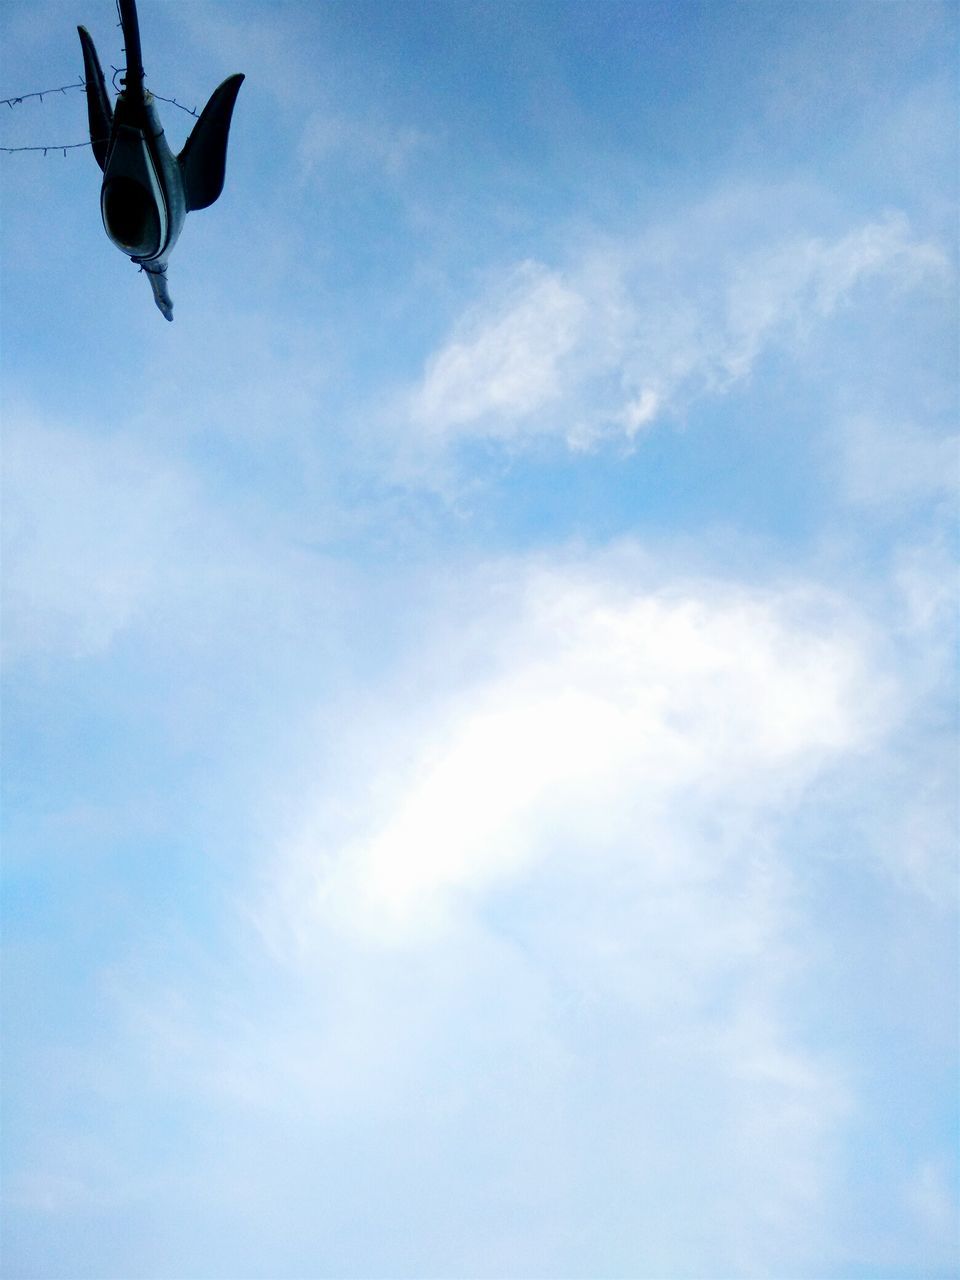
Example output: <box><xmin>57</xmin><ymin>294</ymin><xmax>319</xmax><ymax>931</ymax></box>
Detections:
<box><xmin>2</xmin><ymin>1</ymin><xmax>957</xmax><ymax>1277</ymax></box>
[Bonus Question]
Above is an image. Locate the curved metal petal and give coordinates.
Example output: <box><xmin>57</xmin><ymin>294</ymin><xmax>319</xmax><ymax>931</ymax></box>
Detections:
<box><xmin>77</xmin><ymin>25</ymin><xmax>113</xmax><ymax>171</ymax></box>
<box><xmin>177</xmin><ymin>74</ymin><xmax>244</xmax><ymax>212</ymax></box>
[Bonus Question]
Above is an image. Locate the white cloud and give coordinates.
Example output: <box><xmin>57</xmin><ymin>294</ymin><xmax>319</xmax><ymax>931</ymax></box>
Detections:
<box><xmin>273</xmin><ymin>552</ymin><xmax>877</xmax><ymax>947</ymax></box>
<box><xmin>410</xmin><ymin>261</ymin><xmax>588</xmax><ymax>435</ymax></box>
<box><xmin>8</xmin><ymin>535</ymin><xmax>949</xmax><ymax>1277</ymax></box>
<box><xmin>120</xmin><ymin>547</ymin><xmax>900</xmax><ymax>1275</ymax></box>
<box><xmin>406</xmin><ymin>207</ymin><xmax>949</xmax><ymax>451</ymax></box>
<box><xmin>215</xmin><ymin>545</ymin><xmax>945</xmax><ymax>1278</ymax></box>
<box><xmin>620</xmin><ymin>386</ymin><xmax>661</xmax><ymax>436</ymax></box>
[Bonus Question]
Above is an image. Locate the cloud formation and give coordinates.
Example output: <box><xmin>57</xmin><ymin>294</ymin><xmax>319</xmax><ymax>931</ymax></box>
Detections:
<box><xmin>282</xmin><ymin>554</ymin><xmax>876</xmax><ymax>945</ymax></box>
<box><xmin>133</xmin><ymin>541</ymin><xmax>948</xmax><ymax>1279</ymax></box>
<box><xmin>411</xmin><ymin>262</ymin><xmax>588</xmax><ymax>435</ymax></box>
<box><xmin>1</xmin><ymin>412</ymin><xmax>195</xmax><ymax>660</ymax></box>
<box><xmin>3</xmin><ymin>5</ymin><xmax>955</xmax><ymax>1275</ymax></box>
<box><xmin>408</xmin><ymin>208</ymin><xmax>949</xmax><ymax>451</ymax></box>
<box><xmin>299</xmin><ymin>108</ymin><xmax>428</xmax><ymax>181</ymax></box>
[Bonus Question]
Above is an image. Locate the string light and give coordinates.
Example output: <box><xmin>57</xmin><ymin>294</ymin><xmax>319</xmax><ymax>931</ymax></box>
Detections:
<box><xmin>1</xmin><ymin>73</ymin><xmax>202</xmax><ymax>156</ymax></box>
<box><xmin>1</xmin><ymin>80</ymin><xmax>86</xmax><ymax>109</ymax></box>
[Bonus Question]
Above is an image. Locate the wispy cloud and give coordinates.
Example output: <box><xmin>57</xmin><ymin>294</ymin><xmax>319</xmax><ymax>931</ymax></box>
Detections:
<box><xmin>298</xmin><ymin>109</ymin><xmax>428</xmax><ymax>182</ymax></box>
<box><xmin>0</xmin><ymin>406</ymin><xmax>343</xmax><ymax>664</ymax></box>
<box><xmin>838</xmin><ymin>415</ymin><xmax>959</xmax><ymax>509</ymax></box>
<box><xmin>406</xmin><ymin>206</ymin><xmax>949</xmax><ymax>452</ymax></box>
<box><xmin>410</xmin><ymin>261</ymin><xmax>588</xmax><ymax>436</ymax></box>
<box><xmin>906</xmin><ymin>1159</ymin><xmax>960</xmax><ymax>1258</ymax></box>
<box><xmin>1</xmin><ymin>411</ymin><xmax>195</xmax><ymax>660</ymax></box>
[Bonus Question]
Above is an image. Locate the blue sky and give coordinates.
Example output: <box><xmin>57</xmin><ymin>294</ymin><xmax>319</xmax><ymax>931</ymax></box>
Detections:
<box><xmin>1</xmin><ymin>2</ymin><xmax>957</xmax><ymax>1277</ymax></box>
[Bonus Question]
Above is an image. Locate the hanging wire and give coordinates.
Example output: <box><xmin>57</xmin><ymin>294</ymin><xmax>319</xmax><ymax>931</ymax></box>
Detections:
<box><xmin>0</xmin><ymin>79</ymin><xmax>92</xmax><ymax>153</ymax></box>
<box><xmin>151</xmin><ymin>92</ymin><xmax>199</xmax><ymax>119</ymax></box>
<box><xmin>1</xmin><ymin>68</ymin><xmax>201</xmax><ymax>155</ymax></box>
<box><xmin>1</xmin><ymin>80</ymin><xmax>86</xmax><ymax>108</ymax></box>
<box><xmin>0</xmin><ymin>139</ymin><xmax>107</xmax><ymax>156</ymax></box>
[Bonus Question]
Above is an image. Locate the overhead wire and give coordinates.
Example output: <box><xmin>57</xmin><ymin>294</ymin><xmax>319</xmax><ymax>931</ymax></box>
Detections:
<box><xmin>0</xmin><ymin>82</ymin><xmax>93</xmax><ymax>152</ymax></box>
<box><xmin>1</xmin><ymin>71</ymin><xmax>202</xmax><ymax>155</ymax></box>
<box><xmin>1</xmin><ymin>80</ymin><xmax>85</xmax><ymax>109</ymax></box>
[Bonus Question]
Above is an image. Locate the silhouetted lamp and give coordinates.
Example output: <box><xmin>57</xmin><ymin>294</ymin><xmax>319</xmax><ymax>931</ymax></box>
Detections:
<box><xmin>78</xmin><ymin>0</ymin><xmax>243</xmax><ymax>319</ymax></box>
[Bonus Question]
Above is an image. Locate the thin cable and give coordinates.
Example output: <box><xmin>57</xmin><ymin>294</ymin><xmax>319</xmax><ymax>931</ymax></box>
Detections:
<box><xmin>1</xmin><ymin>80</ymin><xmax>95</xmax><ymax>152</ymax></box>
<box><xmin>0</xmin><ymin>139</ymin><xmax>105</xmax><ymax>155</ymax></box>
<box><xmin>1</xmin><ymin>81</ymin><xmax>86</xmax><ymax>108</ymax></box>
<box><xmin>2</xmin><ymin>69</ymin><xmax>201</xmax><ymax>155</ymax></box>
<box><xmin>151</xmin><ymin>92</ymin><xmax>198</xmax><ymax>118</ymax></box>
